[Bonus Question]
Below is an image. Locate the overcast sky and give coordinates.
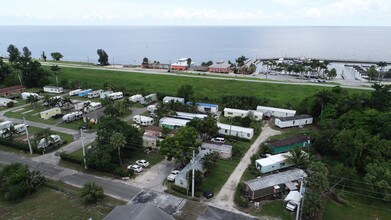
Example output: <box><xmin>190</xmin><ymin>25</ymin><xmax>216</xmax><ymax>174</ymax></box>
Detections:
<box><xmin>1</xmin><ymin>0</ymin><xmax>390</xmax><ymax>26</ymax></box>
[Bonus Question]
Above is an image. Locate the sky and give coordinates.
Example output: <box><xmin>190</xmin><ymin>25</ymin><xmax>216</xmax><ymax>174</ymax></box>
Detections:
<box><xmin>0</xmin><ymin>0</ymin><xmax>390</xmax><ymax>26</ymax></box>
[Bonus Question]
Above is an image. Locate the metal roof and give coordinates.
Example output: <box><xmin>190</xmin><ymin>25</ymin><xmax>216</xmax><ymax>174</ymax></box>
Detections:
<box><xmin>256</xmin><ymin>106</ymin><xmax>296</xmax><ymax>114</ymax></box>
<box><xmin>104</xmin><ymin>203</ymin><xmax>174</xmax><ymax>220</ymax></box>
<box><xmin>159</xmin><ymin>117</ymin><xmax>190</xmax><ymax>126</ymax></box>
<box><xmin>244</xmin><ymin>169</ymin><xmax>307</xmax><ymax>191</ymax></box>
<box><xmin>187</xmin><ymin>102</ymin><xmax>218</xmax><ymax>108</ymax></box>
<box><xmin>209</xmin><ymin>62</ymin><xmax>231</xmax><ymax>69</ymax></box>
<box><xmin>176</xmin><ymin>150</ymin><xmax>208</xmax><ymax>180</ymax></box>
<box><xmin>277</xmin><ymin>114</ymin><xmax>313</xmax><ymax>121</ymax></box>
<box><xmin>44</xmin><ymin>86</ymin><xmax>63</xmax><ymax>89</ymax></box>
<box><xmin>217</xmin><ymin>122</ymin><xmax>254</xmax><ymax>134</ymax></box>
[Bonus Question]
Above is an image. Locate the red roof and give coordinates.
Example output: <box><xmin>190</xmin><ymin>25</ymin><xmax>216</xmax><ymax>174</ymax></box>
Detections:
<box><xmin>0</xmin><ymin>85</ymin><xmax>25</xmax><ymax>94</ymax></box>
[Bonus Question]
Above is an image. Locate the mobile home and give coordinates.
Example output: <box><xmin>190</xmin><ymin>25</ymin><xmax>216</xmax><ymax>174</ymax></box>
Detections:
<box><xmin>37</xmin><ymin>135</ymin><xmax>61</xmax><ymax>149</ymax></box>
<box><xmin>74</xmin><ymin>101</ymin><xmax>91</xmax><ymax>111</ymax></box>
<box><xmin>62</xmin><ymin>111</ymin><xmax>83</xmax><ymax>123</ymax></box>
<box><xmin>175</xmin><ymin>150</ymin><xmax>208</xmax><ymax>189</ymax></box>
<box><xmin>78</xmin><ymin>89</ymin><xmax>93</xmax><ymax>97</ymax></box>
<box><xmin>68</xmin><ymin>89</ymin><xmax>82</xmax><ymax>96</ymax></box>
<box><xmin>140</xmin><ymin>94</ymin><xmax>157</xmax><ymax>105</ymax></box>
<box><xmin>100</xmin><ymin>91</ymin><xmax>113</xmax><ymax>99</ymax></box>
<box><xmin>14</xmin><ymin>124</ymin><xmax>28</xmax><ymax>133</ymax></box>
<box><xmin>43</xmin><ymin>86</ymin><xmax>63</xmax><ymax>94</ymax></box>
<box><xmin>173</xmin><ymin>112</ymin><xmax>208</xmax><ymax>120</ymax></box>
<box><xmin>0</xmin><ymin>98</ymin><xmax>17</xmax><ymax>107</ymax></box>
<box><xmin>84</xmin><ymin>102</ymin><xmax>102</xmax><ymax>112</ymax></box>
<box><xmin>133</xmin><ymin>115</ymin><xmax>154</xmax><ymax>126</ymax></box>
<box><xmin>255</xmin><ymin>152</ymin><xmax>295</xmax><ymax>173</ymax></box>
<box><xmin>0</xmin><ymin>121</ymin><xmax>13</xmax><ymax>131</ymax></box>
<box><xmin>162</xmin><ymin>96</ymin><xmax>185</xmax><ymax>104</ymax></box>
<box><xmin>187</xmin><ymin>102</ymin><xmax>219</xmax><ymax>114</ymax></box>
<box><xmin>159</xmin><ymin>117</ymin><xmax>189</xmax><ymax>129</ymax></box>
<box><xmin>87</xmin><ymin>89</ymin><xmax>104</xmax><ymax>99</ymax></box>
<box><xmin>40</xmin><ymin>107</ymin><xmax>62</xmax><ymax>120</ymax></box>
<box><xmin>129</xmin><ymin>94</ymin><xmax>143</xmax><ymax>103</ymax></box>
<box><xmin>216</xmin><ymin>123</ymin><xmax>254</xmax><ymax>140</ymax></box>
<box><xmin>147</xmin><ymin>104</ymin><xmax>158</xmax><ymax>112</ymax></box>
<box><xmin>256</xmin><ymin>106</ymin><xmax>296</xmax><ymax>118</ymax></box>
<box><xmin>21</xmin><ymin>92</ymin><xmax>39</xmax><ymax>100</ymax></box>
<box><xmin>275</xmin><ymin>115</ymin><xmax>313</xmax><ymax>128</ymax></box>
<box><xmin>107</xmin><ymin>92</ymin><xmax>123</xmax><ymax>100</ymax></box>
<box><xmin>223</xmin><ymin>108</ymin><xmax>250</xmax><ymax>118</ymax></box>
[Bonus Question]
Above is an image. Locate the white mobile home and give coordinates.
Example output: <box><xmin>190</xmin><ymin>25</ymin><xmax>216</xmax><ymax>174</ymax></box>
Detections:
<box><xmin>275</xmin><ymin>115</ymin><xmax>313</xmax><ymax>128</ymax></box>
<box><xmin>87</xmin><ymin>89</ymin><xmax>104</xmax><ymax>99</ymax></box>
<box><xmin>43</xmin><ymin>86</ymin><xmax>63</xmax><ymax>94</ymax></box>
<box><xmin>159</xmin><ymin>117</ymin><xmax>189</xmax><ymax>129</ymax></box>
<box><xmin>257</xmin><ymin>106</ymin><xmax>296</xmax><ymax>118</ymax></box>
<box><xmin>0</xmin><ymin>98</ymin><xmax>17</xmax><ymax>107</ymax></box>
<box><xmin>21</xmin><ymin>92</ymin><xmax>39</xmax><ymax>100</ymax></box>
<box><xmin>187</xmin><ymin>102</ymin><xmax>219</xmax><ymax>114</ymax></box>
<box><xmin>0</xmin><ymin>121</ymin><xmax>13</xmax><ymax>131</ymax></box>
<box><xmin>223</xmin><ymin>108</ymin><xmax>250</xmax><ymax>118</ymax></box>
<box><xmin>173</xmin><ymin>112</ymin><xmax>208</xmax><ymax>120</ymax></box>
<box><xmin>84</xmin><ymin>102</ymin><xmax>102</xmax><ymax>113</ymax></box>
<box><xmin>107</xmin><ymin>92</ymin><xmax>123</xmax><ymax>100</ymax></box>
<box><xmin>140</xmin><ymin>93</ymin><xmax>157</xmax><ymax>105</ymax></box>
<box><xmin>133</xmin><ymin>115</ymin><xmax>154</xmax><ymax>126</ymax></box>
<box><xmin>40</xmin><ymin>107</ymin><xmax>61</xmax><ymax>120</ymax></box>
<box><xmin>217</xmin><ymin>123</ymin><xmax>254</xmax><ymax>140</ymax></box>
<box><xmin>162</xmin><ymin>96</ymin><xmax>185</xmax><ymax>104</ymax></box>
<box><xmin>68</xmin><ymin>89</ymin><xmax>82</xmax><ymax>96</ymax></box>
<box><xmin>129</xmin><ymin>94</ymin><xmax>143</xmax><ymax>103</ymax></box>
<box><xmin>147</xmin><ymin>104</ymin><xmax>158</xmax><ymax>112</ymax></box>
<box><xmin>255</xmin><ymin>152</ymin><xmax>294</xmax><ymax>173</ymax></box>
<box><xmin>251</xmin><ymin>110</ymin><xmax>263</xmax><ymax>121</ymax></box>
<box><xmin>100</xmin><ymin>91</ymin><xmax>113</xmax><ymax>99</ymax></box>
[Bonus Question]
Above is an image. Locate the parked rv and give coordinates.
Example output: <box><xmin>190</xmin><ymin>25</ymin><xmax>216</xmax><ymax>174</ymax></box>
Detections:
<box><xmin>140</xmin><ymin>93</ymin><xmax>157</xmax><ymax>105</ymax></box>
<box><xmin>68</xmin><ymin>89</ymin><xmax>82</xmax><ymax>96</ymax></box>
<box><xmin>84</xmin><ymin>102</ymin><xmax>102</xmax><ymax>113</ymax></box>
<box><xmin>133</xmin><ymin>115</ymin><xmax>154</xmax><ymax>126</ymax></box>
<box><xmin>0</xmin><ymin>98</ymin><xmax>17</xmax><ymax>107</ymax></box>
<box><xmin>0</xmin><ymin>121</ymin><xmax>14</xmax><ymax>131</ymax></box>
<box><xmin>107</xmin><ymin>92</ymin><xmax>123</xmax><ymax>100</ymax></box>
<box><xmin>43</xmin><ymin>86</ymin><xmax>63</xmax><ymax>94</ymax></box>
<box><xmin>87</xmin><ymin>89</ymin><xmax>104</xmax><ymax>99</ymax></box>
<box><xmin>14</xmin><ymin>124</ymin><xmax>28</xmax><ymax>133</ymax></box>
<box><xmin>62</xmin><ymin>111</ymin><xmax>83</xmax><ymax>123</ymax></box>
<box><xmin>100</xmin><ymin>91</ymin><xmax>113</xmax><ymax>99</ymax></box>
<box><xmin>78</xmin><ymin>89</ymin><xmax>93</xmax><ymax>97</ymax></box>
<box><xmin>21</xmin><ymin>92</ymin><xmax>39</xmax><ymax>100</ymax></box>
<box><xmin>37</xmin><ymin>135</ymin><xmax>61</xmax><ymax>149</ymax></box>
<box><xmin>74</xmin><ymin>101</ymin><xmax>91</xmax><ymax>111</ymax></box>
<box><xmin>129</xmin><ymin>94</ymin><xmax>143</xmax><ymax>103</ymax></box>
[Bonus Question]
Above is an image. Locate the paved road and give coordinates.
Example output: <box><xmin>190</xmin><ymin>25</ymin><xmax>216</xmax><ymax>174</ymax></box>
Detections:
<box><xmin>209</xmin><ymin>123</ymin><xmax>281</xmax><ymax>211</ymax></box>
<box><xmin>0</xmin><ymin>150</ymin><xmax>141</xmax><ymax>201</ymax></box>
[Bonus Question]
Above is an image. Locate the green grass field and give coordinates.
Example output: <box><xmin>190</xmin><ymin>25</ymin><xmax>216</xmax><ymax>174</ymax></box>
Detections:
<box><xmin>251</xmin><ymin>200</ymin><xmax>295</xmax><ymax>220</ymax></box>
<box><xmin>52</xmin><ymin>67</ymin><xmax>367</xmax><ymax>107</ymax></box>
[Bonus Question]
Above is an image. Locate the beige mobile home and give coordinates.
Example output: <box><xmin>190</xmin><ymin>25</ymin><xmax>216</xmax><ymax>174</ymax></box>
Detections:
<box><xmin>40</xmin><ymin>107</ymin><xmax>61</xmax><ymax>120</ymax></box>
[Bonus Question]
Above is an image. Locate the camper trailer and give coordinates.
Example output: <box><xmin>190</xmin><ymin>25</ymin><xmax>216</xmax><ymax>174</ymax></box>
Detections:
<box><xmin>40</xmin><ymin>107</ymin><xmax>62</xmax><ymax>120</ymax></box>
<box><xmin>68</xmin><ymin>89</ymin><xmax>82</xmax><ymax>96</ymax></box>
<box><xmin>43</xmin><ymin>86</ymin><xmax>63</xmax><ymax>94</ymax></box>
<box><xmin>255</xmin><ymin>152</ymin><xmax>295</xmax><ymax>173</ymax></box>
<box><xmin>84</xmin><ymin>102</ymin><xmax>102</xmax><ymax>113</ymax></box>
<box><xmin>162</xmin><ymin>96</ymin><xmax>185</xmax><ymax>104</ymax></box>
<box><xmin>133</xmin><ymin>115</ymin><xmax>154</xmax><ymax>126</ymax></box>
<box><xmin>74</xmin><ymin>101</ymin><xmax>91</xmax><ymax>111</ymax></box>
<box><xmin>140</xmin><ymin>94</ymin><xmax>157</xmax><ymax>105</ymax></box>
<box><xmin>223</xmin><ymin>108</ymin><xmax>250</xmax><ymax>118</ymax></box>
<box><xmin>129</xmin><ymin>94</ymin><xmax>143</xmax><ymax>103</ymax></box>
<box><xmin>78</xmin><ymin>89</ymin><xmax>93</xmax><ymax>97</ymax></box>
<box><xmin>256</xmin><ymin>106</ymin><xmax>296</xmax><ymax>118</ymax></box>
<box><xmin>100</xmin><ymin>91</ymin><xmax>113</xmax><ymax>99</ymax></box>
<box><xmin>87</xmin><ymin>89</ymin><xmax>104</xmax><ymax>99</ymax></box>
<box><xmin>107</xmin><ymin>92</ymin><xmax>123</xmax><ymax>100</ymax></box>
<box><xmin>147</xmin><ymin>104</ymin><xmax>158</xmax><ymax>113</ymax></box>
<box><xmin>0</xmin><ymin>98</ymin><xmax>17</xmax><ymax>107</ymax></box>
<box><xmin>37</xmin><ymin>135</ymin><xmax>61</xmax><ymax>149</ymax></box>
<box><xmin>21</xmin><ymin>92</ymin><xmax>39</xmax><ymax>100</ymax></box>
<box><xmin>14</xmin><ymin>124</ymin><xmax>28</xmax><ymax>133</ymax></box>
<box><xmin>0</xmin><ymin>121</ymin><xmax>14</xmax><ymax>131</ymax></box>
<box><xmin>62</xmin><ymin>111</ymin><xmax>83</xmax><ymax>123</ymax></box>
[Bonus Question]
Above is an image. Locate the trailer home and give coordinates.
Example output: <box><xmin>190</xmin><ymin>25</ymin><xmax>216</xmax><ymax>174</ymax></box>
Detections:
<box><xmin>68</xmin><ymin>89</ymin><xmax>82</xmax><ymax>96</ymax></box>
<box><xmin>217</xmin><ymin>123</ymin><xmax>254</xmax><ymax>140</ymax></box>
<box><xmin>147</xmin><ymin>104</ymin><xmax>158</xmax><ymax>112</ymax></box>
<box><xmin>21</xmin><ymin>92</ymin><xmax>39</xmax><ymax>100</ymax></box>
<box><xmin>140</xmin><ymin>94</ymin><xmax>157</xmax><ymax>105</ymax></box>
<box><xmin>0</xmin><ymin>98</ymin><xmax>17</xmax><ymax>107</ymax></box>
<box><xmin>87</xmin><ymin>89</ymin><xmax>104</xmax><ymax>99</ymax></box>
<box><xmin>275</xmin><ymin>115</ymin><xmax>313</xmax><ymax>128</ymax></box>
<box><xmin>255</xmin><ymin>152</ymin><xmax>296</xmax><ymax>174</ymax></box>
<box><xmin>256</xmin><ymin>106</ymin><xmax>296</xmax><ymax>118</ymax></box>
<box><xmin>162</xmin><ymin>96</ymin><xmax>185</xmax><ymax>104</ymax></box>
<box><xmin>62</xmin><ymin>111</ymin><xmax>83</xmax><ymax>123</ymax></box>
<box><xmin>100</xmin><ymin>91</ymin><xmax>113</xmax><ymax>99</ymax></box>
<box><xmin>74</xmin><ymin>101</ymin><xmax>91</xmax><ymax>111</ymax></box>
<box><xmin>129</xmin><ymin>94</ymin><xmax>143</xmax><ymax>103</ymax></box>
<box><xmin>0</xmin><ymin>121</ymin><xmax>13</xmax><ymax>131</ymax></box>
<box><xmin>14</xmin><ymin>124</ymin><xmax>28</xmax><ymax>133</ymax></box>
<box><xmin>84</xmin><ymin>102</ymin><xmax>102</xmax><ymax>113</ymax></box>
<box><xmin>133</xmin><ymin>115</ymin><xmax>154</xmax><ymax>126</ymax></box>
<box><xmin>78</xmin><ymin>89</ymin><xmax>93</xmax><ymax>97</ymax></box>
<box><xmin>37</xmin><ymin>135</ymin><xmax>61</xmax><ymax>149</ymax></box>
<box><xmin>223</xmin><ymin>108</ymin><xmax>250</xmax><ymax>118</ymax></box>
<box><xmin>107</xmin><ymin>92</ymin><xmax>123</xmax><ymax>100</ymax></box>
<box><xmin>43</xmin><ymin>86</ymin><xmax>63</xmax><ymax>94</ymax></box>
<box><xmin>187</xmin><ymin>102</ymin><xmax>219</xmax><ymax>114</ymax></box>
<box><xmin>173</xmin><ymin>112</ymin><xmax>208</xmax><ymax>120</ymax></box>
<box><xmin>40</xmin><ymin>107</ymin><xmax>62</xmax><ymax>120</ymax></box>
<box><xmin>159</xmin><ymin>117</ymin><xmax>189</xmax><ymax>129</ymax></box>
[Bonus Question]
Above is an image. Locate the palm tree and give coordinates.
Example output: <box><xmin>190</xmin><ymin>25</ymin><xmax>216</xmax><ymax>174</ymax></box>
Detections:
<box><xmin>284</xmin><ymin>147</ymin><xmax>309</xmax><ymax>168</ymax></box>
<box><xmin>61</xmin><ymin>97</ymin><xmax>73</xmax><ymax>111</ymax></box>
<box><xmin>377</xmin><ymin>61</ymin><xmax>387</xmax><ymax>81</ymax></box>
<box><xmin>110</xmin><ymin>132</ymin><xmax>127</xmax><ymax>166</ymax></box>
<box><xmin>26</xmin><ymin>95</ymin><xmax>39</xmax><ymax>109</ymax></box>
<box><xmin>367</xmin><ymin>66</ymin><xmax>378</xmax><ymax>82</ymax></box>
<box><xmin>2</xmin><ymin>126</ymin><xmax>17</xmax><ymax>141</ymax></box>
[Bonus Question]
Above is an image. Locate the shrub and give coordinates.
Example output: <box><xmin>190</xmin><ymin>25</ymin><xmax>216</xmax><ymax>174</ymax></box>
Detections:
<box><xmin>79</xmin><ymin>182</ymin><xmax>104</xmax><ymax>204</ymax></box>
<box><xmin>6</xmin><ymin>102</ymin><xmax>14</xmax><ymax>108</ymax></box>
<box><xmin>113</xmin><ymin>167</ymin><xmax>127</xmax><ymax>177</ymax></box>
<box><xmin>234</xmin><ymin>182</ymin><xmax>249</xmax><ymax>208</ymax></box>
<box><xmin>60</xmin><ymin>152</ymin><xmax>84</xmax><ymax>165</ymax></box>
<box><xmin>127</xmin><ymin>168</ymin><xmax>134</xmax><ymax>177</ymax></box>
<box><xmin>171</xmin><ymin>184</ymin><xmax>188</xmax><ymax>195</ymax></box>
<box><xmin>0</xmin><ymin>138</ymin><xmax>45</xmax><ymax>153</ymax></box>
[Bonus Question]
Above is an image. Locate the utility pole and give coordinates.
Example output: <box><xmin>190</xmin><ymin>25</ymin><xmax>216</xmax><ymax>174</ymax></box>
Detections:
<box><xmin>192</xmin><ymin>150</ymin><xmax>195</xmax><ymax>198</ymax></box>
<box><xmin>297</xmin><ymin>178</ymin><xmax>305</xmax><ymax>220</ymax></box>
<box><xmin>81</xmin><ymin>129</ymin><xmax>87</xmax><ymax>169</ymax></box>
<box><xmin>23</xmin><ymin>117</ymin><xmax>33</xmax><ymax>155</ymax></box>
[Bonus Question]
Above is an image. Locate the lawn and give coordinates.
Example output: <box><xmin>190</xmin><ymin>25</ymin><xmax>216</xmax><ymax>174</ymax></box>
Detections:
<box><xmin>267</xmin><ymin>124</ymin><xmax>316</xmax><ymax>141</ymax></box>
<box><xmin>0</xmin><ymin>180</ymin><xmax>124</xmax><ymax>220</ymax></box>
<box><xmin>51</xmin><ymin>66</ymin><xmax>367</xmax><ymax>107</ymax></box>
<box><xmin>251</xmin><ymin>200</ymin><xmax>295</xmax><ymax>220</ymax></box>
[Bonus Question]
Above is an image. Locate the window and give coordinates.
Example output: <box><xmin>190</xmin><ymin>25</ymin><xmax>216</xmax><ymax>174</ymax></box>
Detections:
<box><xmin>225</xmin><ymin>129</ymin><xmax>228</xmax><ymax>133</ymax></box>
<box><xmin>247</xmin><ymin>133</ymin><xmax>250</xmax><ymax>137</ymax></box>
<box><xmin>293</xmin><ymin>121</ymin><xmax>295</xmax><ymax>125</ymax></box>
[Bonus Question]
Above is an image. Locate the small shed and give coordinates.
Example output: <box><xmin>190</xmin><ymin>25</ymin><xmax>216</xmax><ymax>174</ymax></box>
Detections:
<box><xmin>43</xmin><ymin>86</ymin><xmax>63</xmax><ymax>94</ymax></box>
<box><xmin>217</xmin><ymin>122</ymin><xmax>254</xmax><ymax>140</ymax></box>
<box><xmin>200</xmin><ymin>142</ymin><xmax>233</xmax><ymax>159</ymax></box>
<box><xmin>275</xmin><ymin>115</ymin><xmax>313</xmax><ymax>128</ymax></box>
<box><xmin>244</xmin><ymin>168</ymin><xmax>307</xmax><ymax>200</ymax></box>
<box><xmin>284</xmin><ymin>190</ymin><xmax>303</xmax><ymax>206</ymax></box>
<box><xmin>256</xmin><ymin>106</ymin><xmax>296</xmax><ymax>118</ymax></box>
<box><xmin>83</xmin><ymin>107</ymin><xmax>106</xmax><ymax>124</ymax></box>
<box><xmin>266</xmin><ymin>136</ymin><xmax>311</xmax><ymax>154</ymax></box>
<box><xmin>40</xmin><ymin>107</ymin><xmax>61</xmax><ymax>120</ymax></box>
<box><xmin>187</xmin><ymin>102</ymin><xmax>219</xmax><ymax>114</ymax></box>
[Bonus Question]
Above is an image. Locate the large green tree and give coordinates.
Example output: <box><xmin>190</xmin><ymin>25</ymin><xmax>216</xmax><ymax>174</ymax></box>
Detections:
<box><xmin>110</xmin><ymin>132</ymin><xmax>127</xmax><ymax>166</ymax></box>
<box><xmin>177</xmin><ymin>84</ymin><xmax>194</xmax><ymax>103</ymax></box>
<box><xmin>79</xmin><ymin>182</ymin><xmax>104</xmax><ymax>204</ymax></box>
<box><xmin>7</xmin><ymin>44</ymin><xmax>20</xmax><ymax>63</ymax></box>
<box><xmin>97</xmin><ymin>49</ymin><xmax>109</xmax><ymax>66</ymax></box>
<box><xmin>50</xmin><ymin>52</ymin><xmax>63</xmax><ymax>61</ymax></box>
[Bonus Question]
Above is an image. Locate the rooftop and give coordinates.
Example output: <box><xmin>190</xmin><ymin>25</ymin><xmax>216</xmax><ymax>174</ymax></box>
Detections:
<box><xmin>176</xmin><ymin>150</ymin><xmax>208</xmax><ymax>180</ymax></box>
<box><xmin>277</xmin><ymin>114</ymin><xmax>313</xmax><ymax>121</ymax></box>
<box><xmin>173</xmin><ymin>112</ymin><xmax>208</xmax><ymax>120</ymax></box>
<box><xmin>223</xmin><ymin>108</ymin><xmax>250</xmax><ymax>114</ymax></box>
<box><xmin>256</xmin><ymin>152</ymin><xmax>290</xmax><ymax>167</ymax></box>
<box><xmin>244</xmin><ymin>168</ymin><xmax>307</xmax><ymax>191</ymax></box>
<box><xmin>187</xmin><ymin>102</ymin><xmax>218</xmax><ymax>108</ymax></box>
<box><xmin>257</xmin><ymin>106</ymin><xmax>296</xmax><ymax>114</ymax></box>
<box><xmin>209</xmin><ymin>62</ymin><xmax>231</xmax><ymax>69</ymax></box>
<box><xmin>104</xmin><ymin>203</ymin><xmax>174</xmax><ymax>220</ymax></box>
<box><xmin>217</xmin><ymin>122</ymin><xmax>254</xmax><ymax>133</ymax></box>
<box><xmin>159</xmin><ymin>117</ymin><xmax>190</xmax><ymax>126</ymax></box>
<box><xmin>84</xmin><ymin>107</ymin><xmax>106</xmax><ymax>119</ymax></box>
<box><xmin>0</xmin><ymin>85</ymin><xmax>25</xmax><ymax>94</ymax></box>
<box><xmin>197</xmin><ymin>205</ymin><xmax>258</xmax><ymax>220</ymax></box>
<box><xmin>44</xmin><ymin>85</ymin><xmax>63</xmax><ymax>89</ymax></box>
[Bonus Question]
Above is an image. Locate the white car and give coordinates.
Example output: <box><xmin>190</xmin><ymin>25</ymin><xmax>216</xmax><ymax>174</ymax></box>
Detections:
<box><xmin>166</xmin><ymin>170</ymin><xmax>180</xmax><ymax>182</ymax></box>
<box><xmin>136</xmin><ymin>159</ymin><xmax>150</xmax><ymax>167</ymax></box>
<box><xmin>128</xmin><ymin>164</ymin><xmax>143</xmax><ymax>173</ymax></box>
<box><xmin>211</xmin><ymin>137</ymin><xmax>225</xmax><ymax>143</ymax></box>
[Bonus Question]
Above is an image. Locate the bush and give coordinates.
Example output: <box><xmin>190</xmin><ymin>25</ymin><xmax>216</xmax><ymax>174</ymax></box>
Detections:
<box><xmin>113</xmin><ymin>167</ymin><xmax>127</xmax><ymax>177</ymax></box>
<box><xmin>60</xmin><ymin>152</ymin><xmax>84</xmax><ymax>165</ymax></box>
<box><xmin>171</xmin><ymin>184</ymin><xmax>188</xmax><ymax>195</ymax></box>
<box><xmin>6</xmin><ymin>102</ymin><xmax>14</xmax><ymax>108</ymax></box>
<box><xmin>79</xmin><ymin>182</ymin><xmax>104</xmax><ymax>204</ymax></box>
<box><xmin>0</xmin><ymin>138</ymin><xmax>44</xmax><ymax>153</ymax></box>
<box><xmin>127</xmin><ymin>168</ymin><xmax>134</xmax><ymax>177</ymax></box>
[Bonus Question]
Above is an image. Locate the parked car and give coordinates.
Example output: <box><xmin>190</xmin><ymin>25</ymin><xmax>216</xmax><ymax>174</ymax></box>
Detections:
<box><xmin>128</xmin><ymin>164</ymin><xmax>143</xmax><ymax>173</ymax></box>
<box><xmin>203</xmin><ymin>190</ymin><xmax>214</xmax><ymax>199</ymax></box>
<box><xmin>166</xmin><ymin>170</ymin><xmax>180</xmax><ymax>182</ymax></box>
<box><xmin>135</xmin><ymin>159</ymin><xmax>149</xmax><ymax>167</ymax></box>
<box><xmin>211</xmin><ymin>137</ymin><xmax>225</xmax><ymax>143</ymax></box>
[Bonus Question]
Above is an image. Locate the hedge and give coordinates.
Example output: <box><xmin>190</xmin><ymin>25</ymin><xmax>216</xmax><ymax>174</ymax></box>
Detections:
<box><xmin>0</xmin><ymin>138</ymin><xmax>63</xmax><ymax>154</ymax></box>
<box><xmin>60</xmin><ymin>152</ymin><xmax>84</xmax><ymax>165</ymax></box>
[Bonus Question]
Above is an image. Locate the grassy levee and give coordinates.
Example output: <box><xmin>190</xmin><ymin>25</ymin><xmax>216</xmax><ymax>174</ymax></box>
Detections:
<box><xmin>51</xmin><ymin>67</ymin><xmax>367</xmax><ymax>107</ymax></box>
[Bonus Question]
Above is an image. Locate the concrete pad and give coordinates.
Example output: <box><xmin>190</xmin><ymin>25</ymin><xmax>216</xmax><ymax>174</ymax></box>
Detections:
<box><xmin>21</xmin><ymin>110</ymin><xmax>34</xmax><ymax>114</ymax></box>
<box><xmin>12</xmin><ymin>108</ymin><xmax>25</xmax><ymax>112</ymax></box>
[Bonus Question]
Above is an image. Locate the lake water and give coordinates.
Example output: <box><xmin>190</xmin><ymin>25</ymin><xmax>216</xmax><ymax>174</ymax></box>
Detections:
<box><xmin>0</xmin><ymin>26</ymin><xmax>390</xmax><ymax>65</ymax></box>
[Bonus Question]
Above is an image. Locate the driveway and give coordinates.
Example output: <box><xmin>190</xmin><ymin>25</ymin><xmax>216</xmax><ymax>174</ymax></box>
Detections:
<box><xmin>209</xmin><ymin>123</ymin><xmax>281</xmax><ymax>211</ymax></box>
